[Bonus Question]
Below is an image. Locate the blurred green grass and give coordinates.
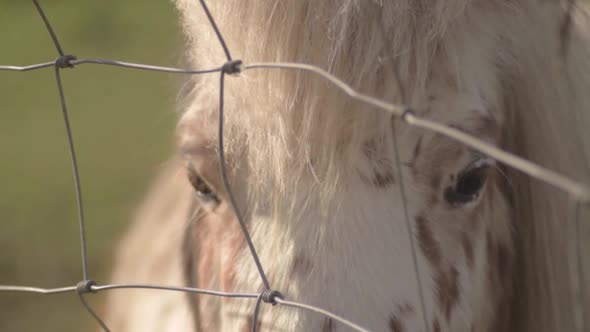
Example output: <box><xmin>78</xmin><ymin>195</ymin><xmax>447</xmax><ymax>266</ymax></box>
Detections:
<box><xmin>0</xmin><ymin>1</ymin><xmax>182</xmax><ymax>331</ymax></box>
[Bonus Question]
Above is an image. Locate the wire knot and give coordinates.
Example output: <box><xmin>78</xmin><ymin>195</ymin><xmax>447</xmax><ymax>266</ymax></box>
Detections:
<box><xmin>56</xmin><ymin>55</ymin><xmax>77</xmax><ymax>69</ymax></box>
<box><xmin>261</xmin><ymin>289</ymin><xmax>283</xmax><ymax>306</ymax></box>
<box><xmin>76</xmin><ymin>280</ymin><xmax>96</xmax><ymax>294</ymax></box>
<box><xmin>400</xmin><ymin>107</ymin><xmax>415</xmax><ymax>122</ymax></box>
<box><xmin>221</xmin><ymin>60</ymin><xmax>242</xmax><ymax>75</ymax></box>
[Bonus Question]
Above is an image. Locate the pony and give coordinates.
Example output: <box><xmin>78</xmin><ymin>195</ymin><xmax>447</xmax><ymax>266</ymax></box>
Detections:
<box><xmin>103</xmin><ymin>1</ymin><xmax>590</xmax><ymax>331</ymax></box>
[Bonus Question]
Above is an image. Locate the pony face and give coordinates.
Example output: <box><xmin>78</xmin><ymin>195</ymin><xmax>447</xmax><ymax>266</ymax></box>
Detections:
<box><xmin>176</xmin><ymin>59</ymin><xmax>514</xmax><ymax>331</ymax></box>
<box><xmin>100</xmin><ymin>1</ymin><xmax>589</xmax><ymax>331</ymax></box>
<box><xmin>115</xmin><ymin>0</ymin><xmax>589</xmax><ymax>331</ymax></box>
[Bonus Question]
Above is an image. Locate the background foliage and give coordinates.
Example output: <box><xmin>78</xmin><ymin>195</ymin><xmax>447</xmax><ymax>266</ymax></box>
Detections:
<box><xmin>0</xmin><ymin>1</ymin><xmax>181</xmax><ymax>330</ymax></box>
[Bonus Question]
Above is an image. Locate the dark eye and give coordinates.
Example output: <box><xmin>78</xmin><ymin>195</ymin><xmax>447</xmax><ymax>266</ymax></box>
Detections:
<box><xmin>186</xmin><ymin>162</ymin><xmax>220</xmax><ymax>204</ymax></box>
<box><xmin>444</xmin><ymin>159</ymin><xmax>490</xmax><ymax>206</ymax></box>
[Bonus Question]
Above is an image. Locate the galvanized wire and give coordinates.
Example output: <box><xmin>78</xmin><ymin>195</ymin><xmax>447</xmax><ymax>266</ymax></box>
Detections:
<box><xmin>242</xmin><ymin>62</ymin><xmax>590</xmax><ymax>203</ymax></box>
<box><xmin>1</xmin><ymin>1</ymin><xmax>589</xmax><ymax>332</ymax></box>
<box><xmin>218</xmin><ymin>68</ymin><xmax>272</xmax><ymax>291</ymax></box>
<box><xmin>53</xmin><ymin>62</ymin><xmax>90</xmax><ymax>281</ymax></box>
<box><xmin>391</xmin><ymin>119</ymin><xmax>430</xmax><ymax>332</ymax></box>
<box><xmin>33</xmin><ymin>0</ymin><xmax>91</xmax><ymax>283</ymax></box>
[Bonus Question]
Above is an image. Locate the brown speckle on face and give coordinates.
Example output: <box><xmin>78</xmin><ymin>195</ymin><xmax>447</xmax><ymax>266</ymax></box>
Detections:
<box><xmin>486</xmin><ymin>231</ymin><xmax>515</xmax><ymax>331</ymax></box>
<box><xmin>473</xmin><ymin>114</ymin><xmax>501</xmax><ymax>141</ymax></box>
<box><xmin>435</xmin><ymin>266</ymin><xmax>460</xmax><ymax>320</ymax></box>
<box><xmin>243</xmin><ymin>316</ymin><xmax>262</xmax><ymax>332</ymax></box>
<box><xmin>407</xmin><ymin>137</ymin><xmax>423</xmax><ymax>178</ymax></box>
<box><xmin>397</xmin><ymin>303</ymin><xmax>415</xmax><ymax>317</ymax></box>
<box><xmin>361</xmin><ymin>139</ymin><xmax>395</xmax><ymax>188</ymax></box>
<box><xmin>415</xmin><ymin>215</ymin><xmax>441</xmax><ymax>265</ymax></box>
<box><xmin>462</xmin><ymin>233</ymin><xmax>474</xmax><ymax>269</ymax></box>
<box><xmin>486</xmin><ymin>231</ymin><xmax>511</xmax><ymax>282</ymax></box>
<box><xmin>413</xmin><ymin>137</ymin><xmax>423</xmax><ymax>161</ymax></box>
<box><xmin>389</xmin><ymin>314</ymin><xmax>405</xmax><ymax>332</ymax></box>
<box><xmin>362</xmin><ymin>139</ymin><xmax>378</xmax><ymax>160</ymax></box>
<box><xmin>291</xmin><ymin>254</ymin><xmax>312</xmax><ymax>279</ymax></box>
<box><xmin>322</xmin><ymin>318</ymin><xmax>334</xmax><ymax>332</ymax></box>
<box><xmin>373</xmin><ymin>170</ymin><xmax>395</xmax><ymax>187</ymax></box>
<box><xmin>384</xmin><ymin>302</ymin><xmax>414</xmax><ymax>332</ymax></box>
<box><xmin>433</xmin><ymin>318</ymin><xmax>441</xmax><ymax>332</ymax></box>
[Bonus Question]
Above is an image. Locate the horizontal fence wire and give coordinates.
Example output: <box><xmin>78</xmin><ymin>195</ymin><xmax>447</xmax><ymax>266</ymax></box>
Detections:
<box><xmin>1</xmin><ymin>0</ymin><xmax>589</xmax><ymax>332</ymax></box>
<box><xmin>3</xmin><ymin>58</ymin><xmax>588</xmax><ymax>202</ymax></box>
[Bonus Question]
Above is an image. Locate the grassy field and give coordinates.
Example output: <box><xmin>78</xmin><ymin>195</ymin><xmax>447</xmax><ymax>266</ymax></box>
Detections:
<box><xmin>0</xmin><ymin>1</ymin><xmax>181</xmax><ymax>330</ymax></box>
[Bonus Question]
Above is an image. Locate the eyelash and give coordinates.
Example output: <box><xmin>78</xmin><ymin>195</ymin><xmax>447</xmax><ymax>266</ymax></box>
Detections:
<box><xmin>186</xmin><ymin>162</ymin><xmax>220</xmax><ymax>204</ymax></box>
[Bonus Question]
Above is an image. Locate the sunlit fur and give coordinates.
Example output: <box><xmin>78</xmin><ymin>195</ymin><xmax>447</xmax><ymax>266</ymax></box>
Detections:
<box><xmin>104</xmin><ymin>1</ymin><xmax>590</xmax><ymax>331</ymax></box>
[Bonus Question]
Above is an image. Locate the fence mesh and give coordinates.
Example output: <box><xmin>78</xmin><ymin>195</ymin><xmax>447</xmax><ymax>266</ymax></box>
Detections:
<box><xmin>1</xmin><ymin>1</ymin><xmax>589</xmax><ymax>331</ymax></box>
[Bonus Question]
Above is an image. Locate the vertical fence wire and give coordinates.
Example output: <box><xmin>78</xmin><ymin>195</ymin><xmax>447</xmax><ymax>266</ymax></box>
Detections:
<box><xmin>391</xmin><ymin>118</ymin><xmax>430</xmax><ymax>332</ymax></box>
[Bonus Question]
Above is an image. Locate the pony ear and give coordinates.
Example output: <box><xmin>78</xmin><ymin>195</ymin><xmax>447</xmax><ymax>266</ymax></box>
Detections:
<box><xmin>503</xmin><ymin>6</ymin><xmax>590</xmax><ymax>332</ymax></box>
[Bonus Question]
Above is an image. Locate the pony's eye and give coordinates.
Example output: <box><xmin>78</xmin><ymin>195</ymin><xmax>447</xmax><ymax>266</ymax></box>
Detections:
<box><xmin>444</xmin><ymin>158</ymin><xmax>491</xmax><ymax>206</ymax></box>
<box><xmin>186</xmin><ymin>162</ymin><xmax>220</xmax><ymax>204</ymax></box>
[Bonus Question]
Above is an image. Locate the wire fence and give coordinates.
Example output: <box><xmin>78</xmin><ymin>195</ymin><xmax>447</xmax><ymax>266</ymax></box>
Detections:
<box><xmin>1</xmin><ymin>0</ymin><xmax>589</xmax><ymax>331</ymax></box>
